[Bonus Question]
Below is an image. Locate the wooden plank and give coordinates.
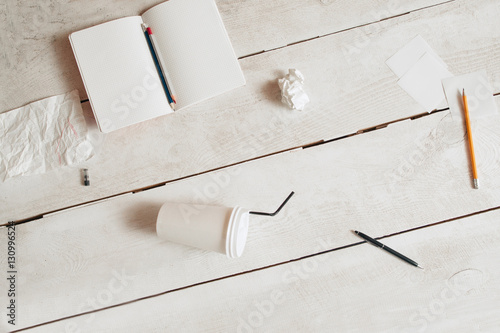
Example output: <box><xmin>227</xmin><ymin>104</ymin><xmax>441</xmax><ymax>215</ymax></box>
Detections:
<box><xmin>0</xmin><ymin>0</ymin><xmax>447</xmax><ymax>112</ymax></box>
<box><xmin>3</xmin><ymin>103</ymin><xmax>500</xmax><ymax>329</ymax></box>
<box><xmin>221</xmin><ymin>0</ymin><xmax>447</xmax><ymax>57</ymax></box>
<box><xmin>22</xmin><ymin>209</ymin><xmax>500</xmax><ymax>332</ymax></box>
<box><xmin>3</xmin><ymin>0</ymin><xmax>500</xmax><ymax>222</ymax></box>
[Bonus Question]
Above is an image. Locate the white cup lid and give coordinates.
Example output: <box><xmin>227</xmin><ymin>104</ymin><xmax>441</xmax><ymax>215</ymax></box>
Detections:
<box><xmin>226</xmin><ymin>207</ymin><xmax>250</xmax><ymax>258</ymax></box>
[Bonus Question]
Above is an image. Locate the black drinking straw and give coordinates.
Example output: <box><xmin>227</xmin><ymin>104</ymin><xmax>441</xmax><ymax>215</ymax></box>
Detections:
<box><xmin>249</xmin><ymin>191</ymin><xmax>295</xmax><ymax>216</ymax></box>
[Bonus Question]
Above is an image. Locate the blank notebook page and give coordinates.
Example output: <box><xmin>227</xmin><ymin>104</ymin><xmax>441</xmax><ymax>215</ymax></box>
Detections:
<box><xmin>142</xmin><ymin>0</ymin><xmax>245</xmax><ymax>110</ymax></box>
<box><xmin>70</xmin><ymin>16</ymin><xmax>172</xmax><ymax>132</ymax></box>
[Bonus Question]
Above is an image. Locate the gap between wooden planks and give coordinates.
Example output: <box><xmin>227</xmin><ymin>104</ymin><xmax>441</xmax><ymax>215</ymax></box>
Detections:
<box><xmin>2</xmin><ymin>100</ymin><xmax>500</xmax><ymax>329</ymax></box>
<box><xmin>2</xmin><ymin>0</ymin><xmax>500</xmax><ymax>223</ymax></box>
<box><xmin>17</xmin><ymin>208</ymin><xmax>500</xmax><ymax>332</ymax></box>
<box><xmin>0</xmin><ymin>107</ymin><xmax>442</xmax><ymax>227</ymax></box>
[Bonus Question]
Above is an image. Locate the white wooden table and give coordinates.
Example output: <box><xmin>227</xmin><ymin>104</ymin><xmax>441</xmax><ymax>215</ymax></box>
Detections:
<box><xmin>1</xmin><ymin>0</ymin><xmax>500</xmax><ymax>331</ymax></box>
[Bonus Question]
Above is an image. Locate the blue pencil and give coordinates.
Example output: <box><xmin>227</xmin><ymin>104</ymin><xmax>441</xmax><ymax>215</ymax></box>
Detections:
<box><xmin>142</xmin><ymin>24</ymin><xmax>176</xmax><ymax>110</ymax></box>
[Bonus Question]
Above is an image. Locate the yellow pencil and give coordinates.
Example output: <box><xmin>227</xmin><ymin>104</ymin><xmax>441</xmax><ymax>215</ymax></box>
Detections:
<box><xmin>462</xmin><ymin>89</ymin><xmax>479</xmax><ymax>189</ymax></box>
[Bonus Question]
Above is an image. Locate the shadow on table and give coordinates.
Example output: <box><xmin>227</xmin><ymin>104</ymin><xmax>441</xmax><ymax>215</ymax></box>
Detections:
<box><xmin>260</xmin><ymin>70</ymin><xmax>286</xmax><ymax>107</ymax></box>
<box><xmin>124</xmin><ymin>203</ymin><xmax>162</xmax><ymax>235</ymax></box>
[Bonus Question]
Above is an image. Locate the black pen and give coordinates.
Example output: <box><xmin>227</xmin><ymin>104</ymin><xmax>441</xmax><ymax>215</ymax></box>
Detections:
<box><xmin>353</xmin><ymin>230</ymin><xmax>423</xmax><ymax>269</ymax></box>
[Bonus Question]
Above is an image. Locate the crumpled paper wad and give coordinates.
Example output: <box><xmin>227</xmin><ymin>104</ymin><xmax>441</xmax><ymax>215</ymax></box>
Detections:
<box><xmin>278</xmin><ymin>69</ymin><xmax>310</xmax><ymax>111</ymax></box>
<box><xmin>0</xmin><ymin>90</ymin><xmax>95</xmax><ymax>182</ymax></box>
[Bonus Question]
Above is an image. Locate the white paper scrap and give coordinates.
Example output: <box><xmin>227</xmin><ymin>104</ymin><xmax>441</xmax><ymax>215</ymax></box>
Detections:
<box><xmin>442</xmin><ymin>70</ymin><xmax>498</xmax><ymax>121</ymax></box>
<box><xmin>0</xmin><ymin>90</ymin><xmax>95</xmax><ymax>182</ymax></box>
<box><xmin>397</xmin><ymin>53</ymin><xmax>453</xmax><ymax>112</ymax></box>
<box><xmin>386</xmin><ymin>35</ymin><xmax>448</xmax><ymax>78</ymax></box>
<box><xmin>278</xmin><ymin>69</ymin><xmax>310</xmax><ymax>111</ymax></box>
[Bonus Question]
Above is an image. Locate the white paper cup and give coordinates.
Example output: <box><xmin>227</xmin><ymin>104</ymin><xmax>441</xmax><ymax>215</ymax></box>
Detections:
<box><xmin>156</xmin><ymin>203</ymin><xmax>250</xmax><ymax>258</ymax></box>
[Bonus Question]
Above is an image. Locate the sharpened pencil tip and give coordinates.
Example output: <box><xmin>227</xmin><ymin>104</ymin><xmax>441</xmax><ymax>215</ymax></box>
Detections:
<box><xmin>417</xmin><ymin>265</ymin><xmax>424</xmax><ymax>269</ymax></box>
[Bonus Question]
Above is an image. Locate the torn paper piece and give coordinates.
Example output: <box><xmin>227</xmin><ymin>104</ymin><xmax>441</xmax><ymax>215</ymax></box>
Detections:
<box><xmin>442</xmin><ymin>70</ymin><xmax>498</xmax><ymax>121</ymax></box>
<box><xmin>0</xmin><ymin>90</ymin><xmax>95</xmax><ymax>182</ymax></box>
<box><xmin>278</xmin><ymin>69</ymin><xmax>310</xmax><ymax>111</ymax></box>
<box><xmin>386</xmin><ymin>35</ymin><xmax>448</xmax><ymax>78</ymax></box>
<box><xmin>397</xmin><ymin>53</ymin><xmax>453</xmax><ymax>112</ymax></box>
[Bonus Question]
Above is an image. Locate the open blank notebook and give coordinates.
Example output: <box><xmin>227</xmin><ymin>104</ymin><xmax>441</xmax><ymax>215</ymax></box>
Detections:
<box><xmin>69</xmin><ymin>0</ymin><xmax>245</xmax><ymax>133</ymax></box>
